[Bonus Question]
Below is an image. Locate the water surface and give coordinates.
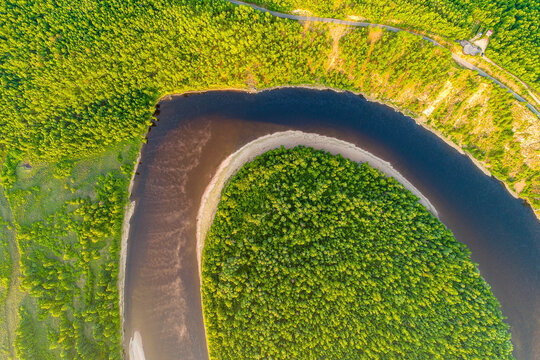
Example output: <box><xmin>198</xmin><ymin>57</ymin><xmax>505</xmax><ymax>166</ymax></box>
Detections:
<box><xmin>124</xmin><ymin>89</ymin><xmax>540</xmax><ymax>360</ymax></box>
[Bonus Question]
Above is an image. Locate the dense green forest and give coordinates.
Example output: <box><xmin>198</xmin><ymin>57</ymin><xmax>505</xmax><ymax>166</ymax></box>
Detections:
<box><xmin>0</xmin><ymin>0</ymin><xmax>538</xmax><ymax>357</ymax></box>
<box><xmin>248</xmin><ymin>0</ymin><xmax>540</xmax><ymax>90</ymax></box>
<box><xmin>202</xmin><ymin>147</ymin><xmax>514</xmax><ymax>359</ymax></box>
<box><xmin>1</xmin><ymin>0</ymin><xmax>539</xmax><ymax>212</ymax></box>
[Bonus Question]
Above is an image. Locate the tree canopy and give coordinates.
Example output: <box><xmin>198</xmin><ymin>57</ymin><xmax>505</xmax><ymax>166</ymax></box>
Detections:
<box><xmin>202</xmin><ymin>147</ymin><xmax>514</xmax><ymax>359</ymax></box>
<box><xmin>1</xmin><ymin>0</ymin><xmax>538</xmax><ymax>214</ymax></box>
<box><xmin>248</xmin><ymin>0</ymin><xmax>540</xmax><ymax>90</ymax></box>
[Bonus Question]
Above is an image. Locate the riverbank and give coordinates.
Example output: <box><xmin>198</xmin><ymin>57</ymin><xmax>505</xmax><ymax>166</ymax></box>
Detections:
<box><xmin>196</xmin><ymin>130</ymin><xmax>439</xmax><ymax>274</ymax></box>
<box><xmin>123</xmin><ymin>89</ymin><xmax>540</xmax><ymax>360</ymax></box>
<box><xmin>119</xmin><ymin>150</ymin><xmax>141</xmax><ymax>359</ymax></box>
<box><xmin>171</xmin><ymin>85</ymin><xmax>532</xmax><ymax>209</ymax></box>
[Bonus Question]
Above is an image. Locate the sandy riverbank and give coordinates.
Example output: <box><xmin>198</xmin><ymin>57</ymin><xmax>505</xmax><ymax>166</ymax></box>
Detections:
<box><xmin>119</xmin><ymin>200</ymin><xmax>135</xmax><ymax>315</ymax></box>
<box><xmin>119</xmin><ymin>151</ymin><xmax>142</xmax><ymax>359</ymax></box>
<box><xmin>196</xmin><ymin>130</ymin><xmax>439</xmax><ymax>275</ymax></box>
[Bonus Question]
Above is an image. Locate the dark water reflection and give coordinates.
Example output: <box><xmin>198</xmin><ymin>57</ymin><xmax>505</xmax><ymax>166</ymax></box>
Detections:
<box><xmin>124</xmin><ymin>89</ymin><xmax>540</xmax><ymax>360</ymax></box>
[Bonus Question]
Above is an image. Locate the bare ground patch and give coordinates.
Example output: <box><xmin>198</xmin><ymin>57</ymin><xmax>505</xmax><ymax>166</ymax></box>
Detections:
<box><xmin>326</xmin><ymin>24</ymin><xmax>349</xmax><ymax>71</ymax></box>
<box><xmin>423</xmin><ymin>80</ymin><xmax>454</xmax><ymax>117</ymax></box>
<box><xmin>511</xmin><ymin>103</ymin><xmax>540</xmax><ymax>169</ymax></box>
<box><xmin>514</xmin><ymin>179</ymin><xmax>527</xmax><ymax>194</ymax></box>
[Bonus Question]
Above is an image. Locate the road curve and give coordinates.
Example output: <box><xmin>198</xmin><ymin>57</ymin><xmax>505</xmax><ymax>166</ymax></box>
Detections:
<box><xmin>227</xmin><ymin>0</ymin><xmax>540</xmax><ymax>118</ymax></box>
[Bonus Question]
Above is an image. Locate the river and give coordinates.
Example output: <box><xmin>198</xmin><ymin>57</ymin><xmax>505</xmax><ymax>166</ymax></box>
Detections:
<box><xmin>123</xmin><ymin>88</ymin><xmax>540</xmax><ymax>360</ymax></box>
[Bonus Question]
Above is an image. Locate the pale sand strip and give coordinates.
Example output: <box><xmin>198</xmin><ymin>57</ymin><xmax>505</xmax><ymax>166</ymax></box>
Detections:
<box><xmin>196</xmin><ymin>130</ymin><xmax>439</xmax><ymax>276</ymax></box>
<box><xmin>119</xmin><ymin>151</ymin><xmax>141</xmax><ymax>359</ymax></box>
<box><xmin>129</xmin><ymin>331</ymin><xmax>146</xmax><ymax>360</ymax></box>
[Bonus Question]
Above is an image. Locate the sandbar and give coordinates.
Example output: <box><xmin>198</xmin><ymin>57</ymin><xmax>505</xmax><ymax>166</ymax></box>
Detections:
<box><xmin>196</xmin><ymin>130</ymin><xmax>439</xmax><ymax>275</ymax></box>
<box><xmin>128</xmin><ymin>331</ymin><xmax>146</xmax><ymax>360</ymax></box>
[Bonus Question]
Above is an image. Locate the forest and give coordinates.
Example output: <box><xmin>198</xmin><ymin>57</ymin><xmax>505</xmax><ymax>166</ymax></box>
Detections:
<box><xmin>0</xmin><ymin>0</ymin><xmax>538</xmax><ymax>358</ymax></box>
<box><xmin>1</xmin><ymin>0</ymin><xmax>539</xmax><ymax>213</ymax></box>
<box><xmin>248</xmin><ymin>0</ymin><xmax>540</xmax><ymax>91</ymax></box>
<box><xmin>202</xmin><ymin>147</ymin><xmax>514</xmax><ymax>359</ymax></box>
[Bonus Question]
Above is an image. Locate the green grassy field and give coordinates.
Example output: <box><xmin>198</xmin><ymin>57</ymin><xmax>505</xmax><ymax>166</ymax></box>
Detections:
<box><xmin>0</xmin><ymin>140</ymin><xmax>139</xmax><ymax>359</ymax></box>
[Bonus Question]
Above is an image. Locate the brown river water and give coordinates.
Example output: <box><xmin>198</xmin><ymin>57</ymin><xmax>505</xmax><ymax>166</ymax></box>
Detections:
<box><xmin>123</xmin><ymin>89</ymin><xmax>540</xmax><ymax>360</ymax></box>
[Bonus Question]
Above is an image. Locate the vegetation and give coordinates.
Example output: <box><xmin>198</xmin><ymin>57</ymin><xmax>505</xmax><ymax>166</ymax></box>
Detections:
<box><xmin>0</xmin><ymin>0</ymin><xmax>538</xmax><ymax>212</ymax></box>
<box><xmin>1</xmin><ymin>141</ymin><xmax>138</xmax><ymax>359</ymax></box>
<box><xmin>0</xmin><ymin>188</ymin><xmax>14</xmax><ymax>358</ymax></box>
<box><xmin>1</xmin><ymin>0</ymin><xmax>538</xmax><ymax>215</ymax></box>
<box><xmin>0</xmin><ymin>0</ymin><xmax>538</xmax><ymax>357</ymax></box>
<box><xmin>202</xmin><ymin>147</ymin><xmax>514</xmax><ymax>359</ymax></box>
<box><xmin>248</xmin><ymin>0</ymin><xmax>540</xmax><ymax>91</ymax></box>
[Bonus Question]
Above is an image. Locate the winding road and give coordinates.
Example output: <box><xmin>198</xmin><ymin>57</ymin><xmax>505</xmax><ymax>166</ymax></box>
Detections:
<box><xmin>228</xmin><ymin>0</ymin><xmax>540</xmax><ymax>118</ymax></box>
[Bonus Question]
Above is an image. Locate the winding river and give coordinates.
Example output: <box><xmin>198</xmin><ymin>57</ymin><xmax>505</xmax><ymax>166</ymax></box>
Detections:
<box><xmin>123</xmin><ymin>89</ymin><xmax>540</xmax><ymax>360</ymax></box>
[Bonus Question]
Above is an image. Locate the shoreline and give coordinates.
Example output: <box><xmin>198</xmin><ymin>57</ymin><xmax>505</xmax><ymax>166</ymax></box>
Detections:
<box><xmin>166</xmin><ymin>84</ymin><xmax>419</xmax><ymax>120</ymax></box>
<box><xmin>166</xmin><ymin>85</ymin><xmax>512</xmax><ymax>190</ymax></box>
<box><xmin>119</xmin><ymin>150</ymin><xmax>141</xmax><ymax>359</ymax></box>
<box><xmin>120</xmin><ymin>86</ymin><xmax>532</xmax><ymax>359</ymax></box>
<box><xmin>196</xmin><ymin>130</ymin><xmax>439</xmax><ymax>276</ymax></box>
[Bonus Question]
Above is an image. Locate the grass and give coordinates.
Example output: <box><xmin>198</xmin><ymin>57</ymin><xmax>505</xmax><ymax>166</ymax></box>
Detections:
<box><xmin>11</xmin><ymin>143</ymin><xmax>137</xmax><ymax>228</ymax></box>
<box><xmin>0</xmin><ymin>139</ymin><xmax>140</xmax><ymax>360</ymax></box>
<box><xmin>0</xmin><ymin>185</ymin><xmax>19</xmax><ymax>359</ymax></box>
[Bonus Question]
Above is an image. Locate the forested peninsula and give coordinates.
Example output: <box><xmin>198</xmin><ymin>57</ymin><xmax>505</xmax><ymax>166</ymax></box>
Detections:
<box><xmin>202</xmin><ymin>147</ymin><xmax>513</xmax><ymax>359</ymax></box>
<box><xmin>0</xmin><ymin>0</ymin><xmax>538</xmax><ymax>358</ymax></box>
